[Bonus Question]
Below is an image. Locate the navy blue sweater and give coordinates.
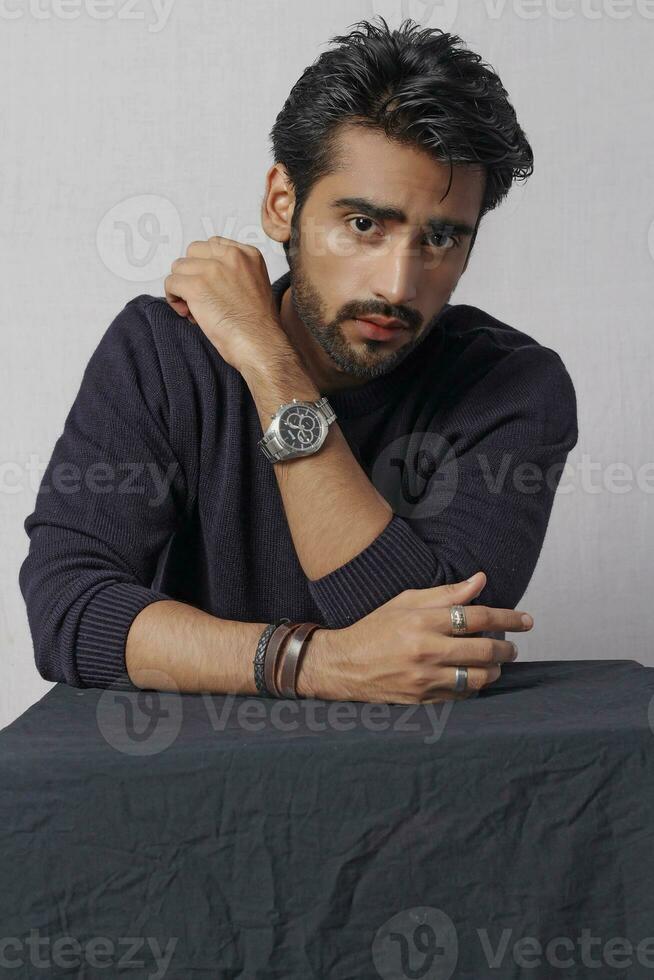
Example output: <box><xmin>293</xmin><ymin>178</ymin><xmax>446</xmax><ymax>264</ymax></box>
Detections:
<box><xmin>19</xmin><ymin>270</ymin><xmax>578</xmax><ymax>690</ymax></box>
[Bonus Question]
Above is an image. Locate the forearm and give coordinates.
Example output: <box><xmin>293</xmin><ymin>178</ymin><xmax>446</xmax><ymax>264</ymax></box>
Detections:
<box><xmin>125</xmin><ymin>599</ymin><xmax>269</xmax><ymax>694</ymax></box>
<box><xmin>125</xmin><ymin>599</ymin><xmax>341</xmax><ymax>699</ymax></box>
<box><xmin>124</xmin><ymin>598</ymin><xmax>337</xmax><ymax>697</ymax></box>
<box><xmin>242</xmin><ymin>350</ymin><xmax>393</xmax><ymax>582</ymax></box>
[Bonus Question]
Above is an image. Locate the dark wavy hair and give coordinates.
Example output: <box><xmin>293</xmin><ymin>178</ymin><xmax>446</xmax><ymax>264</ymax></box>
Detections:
<box><xmin>269</xmin><ymin>17</ymin><xmax>534</xmax><ymax>262</ymax></box>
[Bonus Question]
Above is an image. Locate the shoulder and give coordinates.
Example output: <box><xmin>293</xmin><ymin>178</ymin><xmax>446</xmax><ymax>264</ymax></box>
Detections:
<box><xmin>98</xmin><ymin>293</ymin><xmax>234</xmax><ymax>417</ymax></box>
<box><xmin>111</xmin><ymin>293</ymin><xmax>223</xmax><ymax>370</ymax></box>
<box><xmin>440</xmin><ymin>301</ymin><xmax>549</xmax><ymax>354</ymax></box>
<box><xmin>89</xmin><ymin>295</ymin><xmax>227</xmax><ymax>491</ymax></box>
<box><xmin>437</xmin><ymin>302</ymin><xmax>578</xmax><ymax>446</ymax></box>
<box><xmin>83</xmin><ymin>292</ymin><xmax>227</xmax><ymax>412</ymax></box>
<box><xmin>440</xmin><ymin>301</ymin><xmax>574</xmax><ymax>385</ymax></box>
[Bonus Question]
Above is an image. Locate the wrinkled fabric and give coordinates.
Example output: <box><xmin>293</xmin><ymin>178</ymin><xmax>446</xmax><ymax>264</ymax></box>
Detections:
<box><xmin>1</xmin><ymin>659</ymin><xmax>653</xmax><ymax>979</ymax></box>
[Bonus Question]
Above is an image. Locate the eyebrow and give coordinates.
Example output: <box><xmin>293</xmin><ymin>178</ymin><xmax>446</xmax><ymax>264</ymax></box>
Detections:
<box><xmin>329</xmin><ymin>196</ymin><xmax>477</xmax><ymax>237</ymax></box>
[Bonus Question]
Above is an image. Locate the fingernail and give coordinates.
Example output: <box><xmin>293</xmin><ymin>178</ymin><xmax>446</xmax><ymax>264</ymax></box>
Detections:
<box><xmin>511</xmin><ymin>643</ymin><xmax>518</xmax><ymax>659</ymax></box>
<box><xmin>521</xmin><ymin>614</ymin><xmax>533</xmax><ymax>627</ymax></box>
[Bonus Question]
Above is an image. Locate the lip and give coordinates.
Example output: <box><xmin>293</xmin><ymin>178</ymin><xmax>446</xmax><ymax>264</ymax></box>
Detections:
<box><xmin>352</xmin><ymin>317</ymin><xmax>408</xmax><ymax>341</ymax></box>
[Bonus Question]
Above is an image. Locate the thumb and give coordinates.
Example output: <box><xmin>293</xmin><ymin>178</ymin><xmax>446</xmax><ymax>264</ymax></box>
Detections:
<box><xmin>450</xmin><ymin>570</ymin><xmax>486</xmax><ymax>599</ymax></box>
<box><xmin>401</xmin><ymin>570</ymin><xmax>487</xmax><ymax>609</ymax></box>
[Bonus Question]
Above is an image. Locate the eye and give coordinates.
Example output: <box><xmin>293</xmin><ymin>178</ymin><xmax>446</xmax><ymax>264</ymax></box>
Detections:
<box><xmin>347</xmin><ymin>216</ymin><xmax>460</xmax><ymax>251</ymax></box>
<box><xmin>347</xmin><ymin>216</ymin><xmax>381</xmax><ymax>237</ymax></box>
<box><xmin>426</xmin><ymin>229</ymin><xmax>460</xmax><ymax>251</ymax></box>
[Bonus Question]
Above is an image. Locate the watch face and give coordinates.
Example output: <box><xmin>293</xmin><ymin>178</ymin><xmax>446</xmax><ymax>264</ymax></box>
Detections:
<box><xmin>278</xmin><ymin>404</ymin><xmax>323</xmax><ymax>451</ymax></box>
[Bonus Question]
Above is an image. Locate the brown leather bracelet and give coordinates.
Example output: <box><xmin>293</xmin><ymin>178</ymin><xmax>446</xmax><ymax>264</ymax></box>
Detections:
<box><xmin>278</xmin><ymin>622</ymin><xmax>321</xmax><ymax>699</ymax></box>
<box><xmin>264</xmin><ymin>621</ymin><xmax>301</xmax><ymax>698</ymax></box>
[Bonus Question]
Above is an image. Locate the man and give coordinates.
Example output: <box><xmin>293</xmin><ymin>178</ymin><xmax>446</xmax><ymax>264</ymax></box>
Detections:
<box><xmin>19</xmin><ymin>18</ymin><xmax>575</xmax><ymax>703</ymax></box>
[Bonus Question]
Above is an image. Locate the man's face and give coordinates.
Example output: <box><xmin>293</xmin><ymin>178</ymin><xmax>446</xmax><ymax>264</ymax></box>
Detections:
<box><xmin>284</xmin><ymin>123</ymin><xmax>486</xmax><ymax>380</ymax></box>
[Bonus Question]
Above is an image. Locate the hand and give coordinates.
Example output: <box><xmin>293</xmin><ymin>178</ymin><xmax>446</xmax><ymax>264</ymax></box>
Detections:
<box><xmin>297</xmin><ymin>571</ymin><xmax>534</xmax><ymax>704</ymax></box>
<box><xmin>163</xmin><ymin>236</ymin><xmax>290</xmax><ymax>373</ymax></box>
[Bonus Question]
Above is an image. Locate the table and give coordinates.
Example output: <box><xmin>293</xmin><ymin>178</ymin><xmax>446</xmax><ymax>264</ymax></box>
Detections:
<box><xmin>1</xmin><ymin>659</ymin><xmax>654</xmax><ymax>979</ymax></box>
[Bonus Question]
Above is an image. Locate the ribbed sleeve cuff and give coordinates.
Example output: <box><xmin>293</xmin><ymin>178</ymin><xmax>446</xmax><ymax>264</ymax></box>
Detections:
<box><xmin>307</xmin><ymin>513</ymin><xmax>438</xmax><ymax>628</ymax></box>
<box><xmin>76</xmin><ymin>582</ymin><xmax>172</xmax><ymax>689</ymax></box>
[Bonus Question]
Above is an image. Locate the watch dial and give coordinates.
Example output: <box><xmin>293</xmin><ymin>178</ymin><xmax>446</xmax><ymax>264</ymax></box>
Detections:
<box><xmin>278</xmin><ymin>405</ymin><xmax>321</xmax><ymax>450</ymax></box>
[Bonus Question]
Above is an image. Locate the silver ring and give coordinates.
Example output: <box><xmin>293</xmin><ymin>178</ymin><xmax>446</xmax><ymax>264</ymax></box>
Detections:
<box><xmin>453</xmin><ymin>666</ymin><xmax>468</xmax><ymax>692</ymax></box>
<box><xmin>450</xmin><ymin>604</ymin><xmax>468</xmax><ymax>633</ymax></box>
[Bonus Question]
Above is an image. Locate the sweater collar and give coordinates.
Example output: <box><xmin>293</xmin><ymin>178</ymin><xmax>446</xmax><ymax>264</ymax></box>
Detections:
<box><xmin>270</xmin><ymin>269</ymin><xmax>449</xmax><ymax>418</ymax></box>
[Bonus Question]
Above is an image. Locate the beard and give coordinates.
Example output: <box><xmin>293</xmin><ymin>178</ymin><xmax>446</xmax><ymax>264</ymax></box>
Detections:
<box><xmin>285</xmin><ymin>218</ymin><xmax>424</xmax><ymax>382</ymax></box>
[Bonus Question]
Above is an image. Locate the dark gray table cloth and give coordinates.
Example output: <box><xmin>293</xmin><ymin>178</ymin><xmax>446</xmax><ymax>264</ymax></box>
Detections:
<box><xmin>1</xmin><ymin>659</ymin><xmax>654</xmax><ymax>979</ymax></box>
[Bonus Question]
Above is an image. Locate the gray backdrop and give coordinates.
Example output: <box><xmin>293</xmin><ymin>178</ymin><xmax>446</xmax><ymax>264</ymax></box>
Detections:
<box><xmin>2</xmin><ymin>0</ymin><xmax>653</xmax><ymax>730</ymax></box>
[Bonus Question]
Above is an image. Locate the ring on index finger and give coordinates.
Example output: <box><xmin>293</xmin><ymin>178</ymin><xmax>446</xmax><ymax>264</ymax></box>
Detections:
<box><xmin>450</xmin><ymin>604</ymin><xmax>468</xmax><ymax>634</ymax></box>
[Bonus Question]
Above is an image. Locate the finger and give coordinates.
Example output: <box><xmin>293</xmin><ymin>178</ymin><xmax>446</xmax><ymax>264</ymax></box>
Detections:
<box><xmin>435</xmin><ymin>636</ymin><xmax>518</xmax><ymax>667</ymax></box>
<box><xmin>164</xmin><ymin>271</ymin><xmax>196</xmax><ymax>306</ymax></box>
<box><xmin>165</xmin><ymin>294</ymin><xmax>190</xmax><ymax>318</ymax></box>
<box><xmin>165</xmin><ymin>262</ymin><xmax>217</xmax><ymax>320</ymax></box>
<box><xmin>165</xmin><ymin>260</ymin><xmax>211</xmax><ymax>317</ymax></box>
<box><xmin>163</xmin><ymin>273</ymin><xmax>196</xmax><ymax>320</ymax></box>
<box><xmin>185</xmin><ymin>236</ymin><xmax>251</xmax><ymax>259</ymax></box>
<box><xmin>206</xmin><ymin>236</ymin><xmax>261</xmax><ymax>257</ymax></box>
<box><xmin>434</xmin><ymin>604</ymin><xmax>533</xmax><ymax>636</ymax></box>
<box><xmin>170</xmin><ymin>256</ymin><xmax>217</xmax><ymax>275</ymax></box>
<box><xmin>431</xmin><ymin>663</ymin><xmax>502</xmax><ymax>693</ymax></box>
<box><xmin>454</xmin><ymin>664</ymin><xmax>501</xmax><ymax>692</ymax></box>
<box><xmin>184</xmin><ymin>240</ymin><xmax>215</xmax><ymax>257</ymax></box>
<box><xmin>409</xmin><ymin>572</ymin><xmax>487</xmax><ymax>608</ymax></box>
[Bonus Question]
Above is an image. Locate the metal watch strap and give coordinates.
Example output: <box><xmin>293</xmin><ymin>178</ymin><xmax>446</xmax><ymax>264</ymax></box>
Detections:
<box><xmin>258</xmin><ymin>429</ymin><xmax>283</xmax><ymax>463</ymax></box>
<box><xmin>314</xmin><ymin>395</ymin><xmax>336</xmax><ymax>424</ymax></box>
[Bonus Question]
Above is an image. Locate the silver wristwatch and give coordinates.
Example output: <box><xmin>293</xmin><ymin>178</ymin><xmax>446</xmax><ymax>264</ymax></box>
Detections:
<box><xmin>258</xmin><ymin>395</ymin><xmax>337</xmax><ymax>462</ymax></box>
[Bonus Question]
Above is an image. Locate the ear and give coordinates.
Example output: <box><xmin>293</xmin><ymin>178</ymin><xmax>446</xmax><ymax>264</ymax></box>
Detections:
<box><xmin>261</xmin><ymin>163</ymin><xmax>296</xmax><ymax>246</ymax></box>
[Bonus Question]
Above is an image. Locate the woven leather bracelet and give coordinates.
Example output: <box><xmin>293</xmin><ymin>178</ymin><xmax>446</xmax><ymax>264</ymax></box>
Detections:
<box><xmin>264</xmin><ymin>621</ymin><xmax>302</xmax><ymax>698</ymax></box>
<box><xmin>253</xmin><ymin>618</ymin><xmax>290</xmax><ymax>697</ymax></box>
<box><xmin>278</xmin><ymin>622</ymin><xmax>321</xmax><ymax>699</ymax></box>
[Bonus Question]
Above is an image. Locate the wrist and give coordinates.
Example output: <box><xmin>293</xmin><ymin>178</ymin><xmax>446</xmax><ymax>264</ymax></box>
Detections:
<box><xmin>296</xmin><ymin>626</ymin><xmax>348</xmax><ymax>701</ymax></box>
<box><xmin>241</xmin><ymin>343</ymin><xmax>311</xmax><ymax>388</ymax></box>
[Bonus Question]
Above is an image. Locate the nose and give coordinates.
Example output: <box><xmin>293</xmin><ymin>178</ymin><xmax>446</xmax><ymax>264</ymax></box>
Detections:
<box><xmin>368</xmin><ymin>232</ymin><xmax>421</xmax><ymax>307</ymax></box>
